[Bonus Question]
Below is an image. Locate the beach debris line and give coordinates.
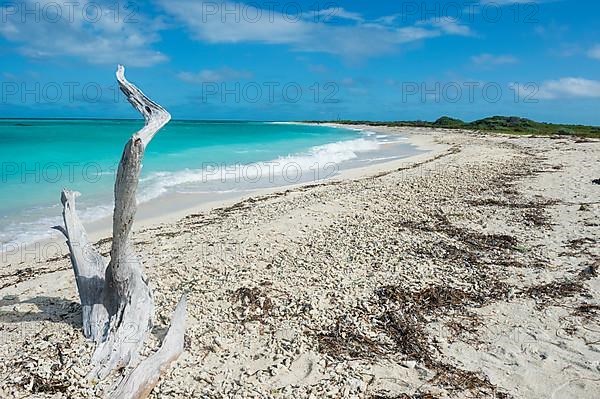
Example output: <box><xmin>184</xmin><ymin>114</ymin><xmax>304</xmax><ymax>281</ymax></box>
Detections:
<box><xmin>53</xmin><ymin>65</ymin><xmax>186</xmax><ymax>398</ymax></box>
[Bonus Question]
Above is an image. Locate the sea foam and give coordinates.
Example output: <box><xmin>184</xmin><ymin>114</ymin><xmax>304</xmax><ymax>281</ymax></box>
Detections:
<box><xmin>137</xmin><ymin>137</ymin><xmax>381</xmax><ymax>203</ymax></box>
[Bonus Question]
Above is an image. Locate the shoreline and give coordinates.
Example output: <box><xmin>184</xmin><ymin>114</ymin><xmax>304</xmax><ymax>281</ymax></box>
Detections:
<box><xmin>1</xmin><ymin>126</ymin><xmax>598</xmax><ymax>398</ymax></box>
<box><xmin>129</xmin><ymin>124</ymin><xmax>448</xmax><ymax>237</ymax></box>
<box><xmin>1</xmin><ymin>124</ymin><xmax>445</xmax><ymax>267</ymax></box>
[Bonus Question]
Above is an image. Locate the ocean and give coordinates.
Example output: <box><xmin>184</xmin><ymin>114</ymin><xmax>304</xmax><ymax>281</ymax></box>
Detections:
<box><xmin>0</xmin><ymin>119</ymin><xmax>422</xmax><ymax>246</ymax></box>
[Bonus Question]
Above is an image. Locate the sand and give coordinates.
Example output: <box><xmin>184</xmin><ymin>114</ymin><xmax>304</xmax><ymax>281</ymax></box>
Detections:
<box><xmin>0</xmin><ymin>126</ymin><xmax>598</xmax><ymax>398</ymax></box>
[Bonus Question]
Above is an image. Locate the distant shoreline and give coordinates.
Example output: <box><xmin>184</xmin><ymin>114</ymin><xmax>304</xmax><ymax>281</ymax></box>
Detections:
<box><xmin>2</xmin><ymin>116</ymin><xmax>599</xmax><ymax>130</ymax></box>
<box><xmin>306</xmin><ymin>116</ymin><xmax>600</xmax><ymax>138</ymax></box>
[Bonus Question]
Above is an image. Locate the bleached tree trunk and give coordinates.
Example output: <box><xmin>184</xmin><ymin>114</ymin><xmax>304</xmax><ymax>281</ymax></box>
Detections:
<box><xmin>55</xmin><ymin>65</ymin><xmax>186</xmax><ymax>397</ymax></box>
<box><xmin>55</xmin><ymin>190</ymin><xmax>109</xmax><ymax>342</ymax></box>
<box><xmin>109</xmin><ymin>296</ymin><xmax>187</xmax><ymax>399</ymax></box>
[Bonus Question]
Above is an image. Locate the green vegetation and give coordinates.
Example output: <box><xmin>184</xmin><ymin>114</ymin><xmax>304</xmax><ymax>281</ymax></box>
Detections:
<box><xmin>309</xmin><ymin>116</ymin><xmax>600</xmax><ymax>138</ymax></box>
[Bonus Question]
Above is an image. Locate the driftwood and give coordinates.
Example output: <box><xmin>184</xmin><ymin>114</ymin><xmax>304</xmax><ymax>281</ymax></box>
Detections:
<box><xmin>56</xmin><ymin>190</ymin><xmax>108</xmax><ymax>342</ymax></box>
<box><xmin>110</xmin><ymin>295</ymin><xmax>187</xmax><ymax>399</ymax></box>
<box><xmin>55</xmin><ymin>65</ymin><xmax>186</xmax><ymax>397</ymax></box>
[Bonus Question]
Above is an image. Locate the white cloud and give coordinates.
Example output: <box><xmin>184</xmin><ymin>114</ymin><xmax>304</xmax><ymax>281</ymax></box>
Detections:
<box><xmin>539</xmin><ymin>78</ymin><xmax>600</xmax><ymax>99</ymax></box>
<box><xmin>472</xmin><ymin>53</ymin><xmax>518</xmax><ymax>66</ymax></box>
<box><xmin>0</xmin><ymin>0</ymin><xmax>167</xmax><ymax>67</ymax></box>
<box><xmin>514</xmin><ymin>78</ymin><xmax>600</xmax><ymax>100</ymax></box>
<box><xmin>588</xmin><ymin>45</ymin><xmax>600</xmax><ymax>60</ymax></box>
<box><xmin>375</xmin><ymin>14</ymin><xmax>401</xmax><ymax>26</ymax></box>
<box><xmin>158</xmin><ymin>0</ymin><xmax>473</xmax><ymax>59</ymax></box>
<box><xmin>160</xmin><ymin>0</ymin><xmax>311</xmax><ymax>45</ymax></box>
<box><xmin>315</xmin><ymin>8</ymin><xmax>363</xmax><ymax>23</ymax></box>
<box><xmin>422</xmin><ymin>17</ymin><xmax>474</xmax><ymax>36</ymax></box>
<box><xmin>177</xmin><ymin>67</ymin><xmax>253</xmax><ymax>83</ymax></box>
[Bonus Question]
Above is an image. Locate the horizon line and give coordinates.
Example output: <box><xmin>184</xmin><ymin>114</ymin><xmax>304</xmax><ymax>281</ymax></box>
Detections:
<box><xmin>1</xmin><ymin>116</ymin><xmax>599</xmax><ymax>127</ymax></box>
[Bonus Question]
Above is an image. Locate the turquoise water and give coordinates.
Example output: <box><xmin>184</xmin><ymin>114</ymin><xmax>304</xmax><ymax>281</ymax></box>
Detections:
<box><xmin>0</xmin><ymin>119</ymin><xmax>418</xmax><ymax>245</ymax></box>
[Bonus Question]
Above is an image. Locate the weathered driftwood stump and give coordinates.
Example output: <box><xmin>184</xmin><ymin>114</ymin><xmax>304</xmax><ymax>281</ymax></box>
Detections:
<box><xmin>54</xmin><ymin>65</ymin><xmax>186</xmax><ymax>398</ymax></box>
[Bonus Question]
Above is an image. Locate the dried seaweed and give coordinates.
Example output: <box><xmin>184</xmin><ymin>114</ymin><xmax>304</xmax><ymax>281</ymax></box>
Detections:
<box><xmin>12</xmin><ymin>358</ymin><xmax>70</xmax><ymax>395</ymax></box>
<box><xmin>399</xmin><ymin>214</ymin><xmax>519</xmax><ymax>254</ymax></box>
<box><xmin>374</xmin><ymin>311</ymin><xmax>431</xmax><ymax>362</ymax></box>
<box><xmin>467</xmin><ymin>192</ymin><xmax>558</xmax><ymax>229</ymax></box>
<box><xmin>446</xmin><ymin>315</ymin><xmax>485</xmax><ymax>345</ymax></box>
<box><xmin>231</xmin><ymin>286</ymin><xmax>273</xmax><ymax>322</ymax></box>
<box><xmin>572</xmin><ymin>304</ymin><xmax>600</xmax><ymax>321</ymax></box>
<box><xmin>371</xmin><ymin>394</ymin><xmax>439</xmax><ymax>399</ymax></box>
<box><xmin>0</xmin><ymin>266</ymin><xmax>70</xmax><ymax>290</ymax></box>
<box><xmin>317</xmin><ymin>282</ymin><xmax>513</xmax><ymax>399</ymax></box>
<box><xmin>467</xmin><ymin>198</ymin><xmax>557</xmax><ymax>210</ymax></box>
<box><xmin>428</xmin><ymin>362</ymin><xmax>510</xmax><ymax>398</ymax></box>
<box><xmin>376</xmin><ymin>284</ymin><xmax>509</xmax><ymax>314</ymax></box>
<box><xmin>523</xmin><ymin>280</ymin><xmax>585</xmax><ymax>304</ymax></box>
<box><xmin>522</xmin><ymin>208</ymin><xmax>551</xmax><ymax>227</ymax></box>
<box><xmin>24</xmin><ymin>374</ymin><xmax>69</xmax><ymax>394</ymax></box>
<box><xmin>566</xmin><ymin>237</ymin><xmax>597</xmax><ymax>250</ymax></box>
<box><xmin>317</xmin><ymin>315</ymin><xmax>386</xmax><ymax>360</ymax></box>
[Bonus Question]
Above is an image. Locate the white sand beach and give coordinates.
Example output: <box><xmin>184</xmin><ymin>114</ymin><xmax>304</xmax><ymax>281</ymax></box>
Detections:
<box><xmin>1</xmin><ymin>126</ymin><xmax>599</xmax><ymax>398</ymax></box>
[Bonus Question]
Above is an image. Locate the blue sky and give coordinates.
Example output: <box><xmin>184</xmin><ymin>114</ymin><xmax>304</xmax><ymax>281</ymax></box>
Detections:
<box><xmin>1</xmin><ymin>0</ymin><xmax>599</xmax><ymax>124</ymax></box>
